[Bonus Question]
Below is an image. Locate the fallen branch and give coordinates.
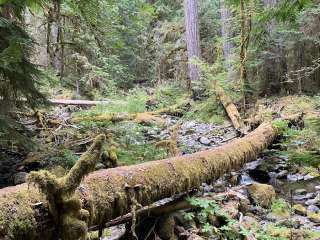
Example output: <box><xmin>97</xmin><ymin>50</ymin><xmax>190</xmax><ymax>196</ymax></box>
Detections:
<box><xmin>73</xmin><ymin>112</ymin><xmax>166</xmax><ymax>125</ymax></box>
<box><xmin>215</xmin><ymin>84</ymin><xmax>245</xmax><ymax>134</ymax></box>
<box><xmin>0</xmin><ymin>122</ymin><xmax>281</xmax><ymax>239</ymax></box>
<box><xmin>49</xmin><ymin>99</ymin><xmax>109</xmax><ymax>106</ymax></box>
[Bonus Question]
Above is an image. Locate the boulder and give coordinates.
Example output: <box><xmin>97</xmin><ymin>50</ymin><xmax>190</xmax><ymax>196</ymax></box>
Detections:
<box><xmin>293</xmin><ymin>204</ymin><xmax>307</xmax><ymax>216</ymax></box>
<box><xmin>247</xmin><ymin>183</ymin><xmax>276</xmax><ymax>208</ymax></box>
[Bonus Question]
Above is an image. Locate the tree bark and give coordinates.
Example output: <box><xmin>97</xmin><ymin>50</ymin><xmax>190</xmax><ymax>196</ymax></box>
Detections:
<box><xmin>184</xmin><ymin>0</ymin><xmax>201</xmax><ymax>89</ymax></box>
<box><xmin>49</xmin><ymin>99</ymin><xmax>110</xmax><ymax>106</ymax></box>
<box><xmin>47</xmin><ymin>0</ymin><xmax>63</xmax><ymax>74</ymax></box>
<box><xmin>215</xmin><ymin>84</ymin><xmax>244</xmax><ymax>132</ymax></box>
<box><xmin>220</xmin><ymin>0</ymin><xmax>234</xmax><ymax>82</ymax></box>
<box><xmin>239</xmin><ymin>0</ymin><xmax>252</xmax><ymax>109</ymax></box>
<box><xmin>0</xmin><ymin>122</ymin><xmax>279</xmax><ymax>239</ymax></box>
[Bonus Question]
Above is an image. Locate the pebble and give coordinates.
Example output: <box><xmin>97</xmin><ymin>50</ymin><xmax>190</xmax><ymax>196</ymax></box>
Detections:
<box><xmin>307</xmin><ymin>205</ymin><xmax>320</xmax><ymax>213</ymax></box>
<box><xmin>199</xmin><ymin>136</ymin><xmax>211</xmax><ymax>145</ymax></box>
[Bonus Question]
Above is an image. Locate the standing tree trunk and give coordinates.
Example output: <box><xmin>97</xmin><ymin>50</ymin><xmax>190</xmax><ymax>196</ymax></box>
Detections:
<box><xmin>220</xmin><ymin>0</ymin><xmax>234</xmax><ymax>82</ymax></box>
<box><xmin>184</xmin><ymin>0</ymin><xmax>201</xmax><ymax>90</ymax></box>
<box><xmin>47</xmin><ymin>0</ymin><xmax>63</xmax><ymax>75</ymax></box>
<box><xmin>239</xmin><ymin>0</ymin><xmax>252</xmax><ymax>110</ymax></box>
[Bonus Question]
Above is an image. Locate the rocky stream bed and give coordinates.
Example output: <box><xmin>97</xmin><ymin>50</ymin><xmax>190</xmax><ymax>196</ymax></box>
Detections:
<box><xmin>1</xmin><ymin>106</ymin><xmax>320</xmax><ymax>239</ymax></box>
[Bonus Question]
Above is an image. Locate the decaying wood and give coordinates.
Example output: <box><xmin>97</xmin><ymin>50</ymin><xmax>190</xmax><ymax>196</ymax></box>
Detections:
<box><xmin>49</xmin><ymin>99</ymin><xmax>109</xmax><ymax>106</ymax></box>
<box><xmin>72</xmin><ymin>100</ymin><xmax>190</xmax><ymax>125</ymax></box>
<box><xmin>214</xmin><ymin>84</ymin><xmax>245</xmax><ymax>133</ymax></box>
<box><xmin>0</xmin><ymin>122</ymin><xmax>279</xmax><ymax>239</ymax></box>
<box><xmin>73</xmin><ymin>112</ymin><xmax>166</xmax><ymax>125</ymax></box>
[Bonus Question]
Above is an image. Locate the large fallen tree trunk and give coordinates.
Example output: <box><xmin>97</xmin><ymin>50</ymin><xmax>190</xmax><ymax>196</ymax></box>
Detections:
<box><xmin>0</xmin><ymin>122</ymin><xmax>279</xmax><ymax>239</ymax></box>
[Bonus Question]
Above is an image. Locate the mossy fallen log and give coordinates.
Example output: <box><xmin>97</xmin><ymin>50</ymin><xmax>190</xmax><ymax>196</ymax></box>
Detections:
<box><xmin>72</xmin><ymin>100</ymin><xmax>190</xmax><ymax>125</ymax></box>
<box><xmin>215</xmin><ymin>84</ymin><xmax>245</xmax><ymax>133</ymax></box>
<box><xmin>0</xmin><ymin>122</ymin><xmax>279</xmax><ymax>239</ymax></box>
<box><xmin>73</xmin><ymin>112</ymin><xmax>166</xmax><ymax>125</ymax></box>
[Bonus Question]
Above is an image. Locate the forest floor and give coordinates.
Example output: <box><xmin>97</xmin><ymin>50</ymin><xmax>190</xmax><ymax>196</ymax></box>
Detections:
<box><xmin>1</xmin><ymin>89</ymin><xmax>320</xmax><ymax>239</ymax></box>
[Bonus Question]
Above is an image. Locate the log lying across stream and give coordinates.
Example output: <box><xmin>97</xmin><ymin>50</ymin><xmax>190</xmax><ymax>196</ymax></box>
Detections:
<box><xmin>0</xmin><ymin>122</ymin><xmax>279</xmax><ymax>239</ymax></box>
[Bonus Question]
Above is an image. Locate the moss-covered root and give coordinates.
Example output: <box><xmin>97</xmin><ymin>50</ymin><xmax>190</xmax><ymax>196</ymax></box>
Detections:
<box><xmin>28</xmin><ymin>134</ymin><xmax>106</xmax><ymax>240</ymax></box>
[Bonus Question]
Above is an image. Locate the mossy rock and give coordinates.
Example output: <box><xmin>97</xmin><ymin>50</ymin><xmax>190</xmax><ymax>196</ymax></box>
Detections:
<box><xmin>293</xmin><ymin>204</ymin><xmax>307</xmax><ymax>216</ymax></box>
<box><xmin>308</xmin><ymin>212</ymin><xmax>320</xmax><ymax>223</ymax></box>
<box><xmin>248</xmin><ymin>183</ymin><xmax>276</xmax><ymax>208</ymax></box>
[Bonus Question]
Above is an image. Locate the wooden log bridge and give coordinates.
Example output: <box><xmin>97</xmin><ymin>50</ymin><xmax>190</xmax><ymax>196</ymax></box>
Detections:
<box><xmin>0</xmin><ymin>122</ymin><xmax>279</xmax><ymax>239</ymax></box>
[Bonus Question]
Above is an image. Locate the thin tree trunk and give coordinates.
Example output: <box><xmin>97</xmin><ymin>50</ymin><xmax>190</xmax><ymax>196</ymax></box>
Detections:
<box><xmin>220</xmin><ymin>0</ymin><xmax>234</xmax><ymax>82</ymax></box>
<box><xmin>47</xmin><ymin>0</ymin><xmax>62</xmax><ymax>74</ymax></box>
<box><xmin>239</xmin><ymin>0</ymin><xmax>247</xmax><ymax>109</ymax></box>
<box><xmin>239</xmin><ymin>0</ymin><xmax>253</xmax><ymax>110</ymax></box>
<box><xmin>0</xmin><ymin>122</ymin><xmax>281</xmax><ymax>239</ymax></box>
<box><xmin>184</xmin><ymin>0</ymin><xmax>201</xmax><ymax>89</ymax></box>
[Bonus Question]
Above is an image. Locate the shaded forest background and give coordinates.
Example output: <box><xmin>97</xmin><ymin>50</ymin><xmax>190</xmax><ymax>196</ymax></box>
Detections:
<box><xmin>20</xmin><ymin>0</ymin><xmax>320</xmax><ymax>98</ymax></box>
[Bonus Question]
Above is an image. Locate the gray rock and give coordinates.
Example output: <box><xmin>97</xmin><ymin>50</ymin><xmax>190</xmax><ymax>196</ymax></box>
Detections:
<box><xmin>293</xmin><ymin>194</ymin><xmax>309</xmax><ymax>202</ymax></box>
<box><xmin>13</xmin><ymin>172</ymin><xmax>27</xmax><ymax>185</ymax></box>
<box><xmin>306</xmin><ymin>193</ymin><xmax>316</xmax><ymax>199</ymax></box>
<box><xmin>182</xmin><ymin>121</ymin><xmax>196</xmax><ymax>129</ymax></box>
<box><xmin>295</xmin><ymin>189</ymin><xmax>308</xmax><ymax>195</ymax></box>
<box><xmin>304</xmin><ymin>174</ymin><xmax>315</xmax><ymax>180</ymax></box>
<box><xmin>306</xmin><ymin>199</ymin><xmax>318</xmax><ymax>206</ymax></box>
<box><xmin>276</xmin><ymin>170</ymin><xmax>288</xmax><ymax>179</ymax></box>
<box><xmin>315</xmin><ymin>185</ymin><xmax>320</xmax><ymax>191</ymax></box>
<box><xmin>305</xmin><ymin>195</ymin><xmax>320</xmax><ymax>206</ymax></box>
<box><xmin>287</xmin><ymin>174</ymin><xmax>304</xmax><ymax>182</ymax></box>
<box><xmin>199</xmin><ymin>136</ymin><xmax>211</xmax><ymax>145</ymax></box>
<box><xmin>307</xmin><ymin>205</ymin><xmax>320</xmax><ymax>213</ymax></box>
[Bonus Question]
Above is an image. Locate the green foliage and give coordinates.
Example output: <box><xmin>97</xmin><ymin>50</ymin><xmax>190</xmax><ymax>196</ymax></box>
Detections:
<box><xmin>271</xmin><ymin>198</ymin><xmax>290</xmax><ymax>217</ymax></box>
<box><xmin>272</xmin><ymin>120</ymin><xmax>289</xmax><ymax>133</ymax></box>
<box><xmin>62</xmin><ymin>0</ymin><xmax>156</xmax><ymax>89</ymax></box>
<box><xmin>73</xmin><ymin>89</ymin><xmax>148</xmax><ymax>120</ymax></box>
<box><xmin>274</xmin><ymin>117</ymin><xmax>320</xmax><ymax>169</ymax></box>
<box><xmin>185</xmin><ymin>97</ymin><xmax>225</xmax><ymax>124</ymax></box>
<box><xmin>0</xmin><ymin>1</ymin><xmax>47</xmax><ymax>148</ymax></box>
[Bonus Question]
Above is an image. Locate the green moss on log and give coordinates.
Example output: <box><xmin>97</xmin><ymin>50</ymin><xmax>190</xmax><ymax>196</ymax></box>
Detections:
<box><xmin>27</xmin><ymin>134</ymin><xmax>106</xmax><ymax>240</ymax></box>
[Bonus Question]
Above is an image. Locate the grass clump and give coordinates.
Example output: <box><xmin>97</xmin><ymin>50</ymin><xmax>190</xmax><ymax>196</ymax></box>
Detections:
<box><xmin>184</xmin><ymin>97</ymin><xmax>225</xmax><ymax>124</ymax></box>
<box><xmin>271</xmin><ymin>198</ymin><xmax>290</xmax><ymax>218</ymax></box>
